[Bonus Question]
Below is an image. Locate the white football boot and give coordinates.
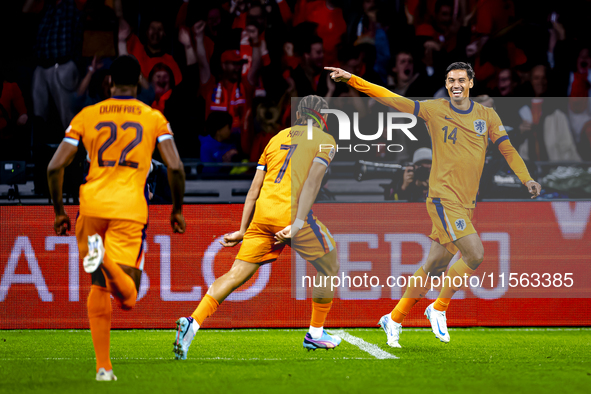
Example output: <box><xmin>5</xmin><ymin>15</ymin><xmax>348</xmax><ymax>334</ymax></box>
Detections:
<box><xmin>424</xmin><ymin>302</ymin><xmax>450</xmax><ymax>343</ymax></box>
<box><xmin>378</xmin><ymin>314</ymin><xmax>402</xmax><ymax>348</ymax></box>
<box><xmin>83</xmin><ymin>234</ymin><xmax>105</xmax><ymax>273</ymax></box>
<box><xmin>96</xmin><ymin>368</ymin><xmax>117</xmax><ymax>381</ymax></box>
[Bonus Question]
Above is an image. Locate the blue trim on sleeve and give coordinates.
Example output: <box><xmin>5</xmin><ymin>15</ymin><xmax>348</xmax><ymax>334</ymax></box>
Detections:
<box><xmin>495</xmin><ymin>135</ymin><xmax>509</xmax><ymax>146</ymax></box>
<box><xmin>413</xmin><ymin>101</ymin><xmax>420</xmax><ymax>117</ymax></box>
<box><xmin>314</xmin><ymin>157</ymin><xmax>329</xmax><ymax>167</ymax></box>
<box><xmin>449</xmin><ymin>100</ymin><xmax>474</xmax><ymax>115</ymax></box>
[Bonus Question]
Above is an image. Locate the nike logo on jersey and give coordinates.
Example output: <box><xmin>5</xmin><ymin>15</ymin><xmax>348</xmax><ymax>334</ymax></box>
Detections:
<box><xmin>444</xmin><ymin>116</ymin><xmax>453</xmax><ymax>120</ymax></box>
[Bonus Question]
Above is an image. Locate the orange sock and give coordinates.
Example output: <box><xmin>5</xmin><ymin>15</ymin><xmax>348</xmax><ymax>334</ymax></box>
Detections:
<box><xmin>434</xmin><ymin>258</ymin><xmax>474</xmax><ymax>312</ymax></box>
<box><xmin>102</xmin><ymin>256</ymin><xmax>137</xmax><ymax>310</ymax></box>
<box><xmin>433</xmin><ymin>298</ymin><xmax>451</xmax><ymax>311</ymax></box>
<box><xmin>191</xmin><ymin>294</ymin><xmax>219</xmax><ymax>325</ymax></box>
<box><xmin>391</xmin><ymin>267</ymin><xmax>430</xmax><ymax>324</ymax></box>
<box><xmin>87</xmin><ymin>285</ymin><xmax>112</xmax><ymax>372</ymax></box>
<box><xmin>310</xmin><ymin>301</ymin><xmax>333</xmax><ymax>328</ymax></box>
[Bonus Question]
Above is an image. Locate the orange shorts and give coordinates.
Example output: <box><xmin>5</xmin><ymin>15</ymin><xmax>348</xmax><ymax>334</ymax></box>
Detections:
<box><xmin>236</xmin><ymin>215</ymin><xmax>336</xmax><ymax>264</ymax></box>
<box><xmin>426</xmin><ymin>197</ymin><xmax>476</xmax><ymax>255</ymax></box>
<box><xmin>76</xmin><ymin>214</ymin><xmax>147</xmax><ymax>269</ymax></box>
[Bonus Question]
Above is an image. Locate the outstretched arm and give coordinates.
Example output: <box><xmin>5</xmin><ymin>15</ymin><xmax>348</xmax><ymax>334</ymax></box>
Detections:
<box><xmin>325</xmin><ymin>67</ymin><xmax>418</xmax><ymax>114</ymax></box>
<box><xmin>219</xmin><ymin>169</ymin><xmax>266</xmax><ymax>247</ymax></box>
<box><xmin>497</xmin><ymin>139</ymin><xmax>541</xmax><ymax>198</ymax></box>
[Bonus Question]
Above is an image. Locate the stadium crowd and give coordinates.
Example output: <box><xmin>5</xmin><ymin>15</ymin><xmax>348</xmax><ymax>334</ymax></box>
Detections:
<box><xmin>1</xmin><ymin>0</ymin><xmax>590</xmax><ymax>193</ymax></box>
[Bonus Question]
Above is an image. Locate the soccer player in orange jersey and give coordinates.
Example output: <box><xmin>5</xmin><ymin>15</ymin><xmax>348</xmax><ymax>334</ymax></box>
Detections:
<box><xmin>173</xmin><ymin>96</ymin><xmax>341</xmax><ymax>359</ymax></box>
<box><xmin>326</xmin><ymin>62</ymin><xmax>542</xmax><ymax>347</ymax></box>
<box><xmin>47</xmin><ymin>56</ymin><xmax>186</xmax><ymax>381</ymax></box>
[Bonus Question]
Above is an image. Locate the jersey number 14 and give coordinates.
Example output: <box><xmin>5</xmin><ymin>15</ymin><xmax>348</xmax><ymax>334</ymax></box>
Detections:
<box><xmin>442</xmin><ymin>126</ymin><xmax>457</xmax><ymax>144</ymax></box>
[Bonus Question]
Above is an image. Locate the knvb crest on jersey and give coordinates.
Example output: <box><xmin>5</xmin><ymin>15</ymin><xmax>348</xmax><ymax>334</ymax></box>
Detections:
<box><xmin>473</xmin><ymin>119</ymin><xmax>486</xmax><ymax>135</ymax></box>
<box><xmin>455</xmin><ymin>219</ymin><xmax>466</xmax><ymax>231</ymax></box>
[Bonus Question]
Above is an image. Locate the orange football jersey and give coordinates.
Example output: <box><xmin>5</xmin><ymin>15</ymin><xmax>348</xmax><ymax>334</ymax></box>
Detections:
<box><xmin>347</xmin><ymin>75</ymin><xmax>533</xmax><ymax>208</ymax></box>
<box><xmin>253</xmin><ymin>125</ymin><xmax>336</xmax><ymax>227</ymax></box>
<box><xmin>416</xmin><ymin>99</ymin><xmax>507</xmax><ymax>208</ymax></box>
<box><xmin>64</xmin><ymin>97</ymin><xmax>173</xmax><ymax>224</ymax></box>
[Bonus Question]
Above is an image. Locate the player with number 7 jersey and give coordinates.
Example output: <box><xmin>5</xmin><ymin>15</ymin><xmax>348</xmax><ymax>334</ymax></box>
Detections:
<box><xmin>173</xmin><ymin>96</ymin><xmax>341</xmax><ymax>360</ymax></box>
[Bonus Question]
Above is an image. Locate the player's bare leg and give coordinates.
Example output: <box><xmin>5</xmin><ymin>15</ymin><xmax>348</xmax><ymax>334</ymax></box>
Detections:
<box><xmin>303</xmin><ymin>249</ymin><xmax>342</xmax><ymax>350</ymax></box>
<box><xmin>427</xmin><ymin>233</ymin><xmax>484</xmax><ymax>343</ymax></box>
<box><xmin>88</xmin><ymin>263</ymin><xmax>140</xmax><ymax>381</ymax></box>
<box><xmin>381</xmin><ymin>241</ymin><xmax>454</xmax><ymax>347</ymax></box>
<box><xmin>174</xmin><ymin>259</ymin><xmax>260</xmax><ymax>359</ymax></box>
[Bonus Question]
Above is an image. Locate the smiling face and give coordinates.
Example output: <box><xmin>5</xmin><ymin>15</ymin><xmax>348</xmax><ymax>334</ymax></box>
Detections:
<box><xmin>445</xmin><ymin>69</ymin><xmax>473</xmax><ymax>102</ymax></box>
<box><xmin>151</xmin><ymin>70</ymin><xmax>171</xmax><ymax>97</ymax></box>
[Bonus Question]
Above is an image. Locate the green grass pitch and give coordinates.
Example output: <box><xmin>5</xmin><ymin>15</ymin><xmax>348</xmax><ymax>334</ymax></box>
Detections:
<box><xmin>1</xmin><ymin>328</ymin><xmax>590</xmax><ymax>394</ymax></box>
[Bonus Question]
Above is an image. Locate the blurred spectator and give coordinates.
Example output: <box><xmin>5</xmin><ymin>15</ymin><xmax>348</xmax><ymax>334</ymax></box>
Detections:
<box><xmin>73</xmin><ymin>55</ymin><xmax>111</xmax><ymax>111</ymax></box>
<box><xmin>118</xmin><ymin>17</ymin><xmax>183</xmax><ymax>85</ymax></box>
<box><xmin>25</xmin><ymin>0</ymin><xmax>83</xmax><ymax>129</ymax></box>
<box><xmin>149</xmin><ymin>63</ymin><xmax>175</xmax><ymax>113</ymax></box>
<box><xmin>200</xmin><ymin>111</ymin><xmax>239</xmax><ymax>171</ymax></box>
<box><xmin>239</xmin><ymin>5</ymin><xmax>272</xmax><ymax>97</ymax></box>
<box><xmin>568</xmin><ymin>47</ymin><xmax>591</xmax><ymax>97</ymax></box>
<box><xmin>191</xmin><ymin>19</ymin><xmax>261</xmax><ymax>137</ymax></box>
<box><xmin>81</xmin><ymin>0</ymin><xmax>117</xmax><ymax>59</ymax></box>
<box><xmin>288</xmin><ymin>34</ymin><xmax>330</xmax><ymax>97</ymax></box>
<box><xmin>493</xmin><ymin>68</ymin><xmax>519</xmax><ymax>97</ymax></box>
<box><xmin>415</xmin><ymin>0</ymin><xmax>458</xmax><ymax>54</ymax></box>
<box><xmin>294</xmin><ymin>0</ymin><xmax>347</xmax><ymax>66</ymax></box>
<box><xmin>513</xmin><ymin>66</ymin><xmax>562</xmax><ymax>161</ymax></box>
<box><xmin>0</xmin><ymin>75</ymin><xmax>29</xmax><ymax>160</ymax></box>
<box><xmin>387</xmin><ymin>50</ymin><xmax>437</xmax><ymax>96</ymax></box>
<box><xmin>249</xmin><ymin>97</ymin><xmax>284</xmax><ymax>163</ymax></box>
<box><xmin>471</xmin><ymin>0</ymin><xmax>515</xmax><ymax>38</ymax></box>
<box><xmin>347</xmin><ymin>0</ymin><xmax>391</xmax><ymax>81</ymax></box>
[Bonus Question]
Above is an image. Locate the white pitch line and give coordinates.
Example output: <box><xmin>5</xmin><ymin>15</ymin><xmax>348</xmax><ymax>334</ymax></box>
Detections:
<box><xmin>330</xmin><ymin>330</ymin><xmax>398</xmax><ymax>360</ymax></box>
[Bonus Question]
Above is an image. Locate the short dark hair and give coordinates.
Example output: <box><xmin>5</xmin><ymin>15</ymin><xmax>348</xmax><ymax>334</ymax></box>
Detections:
<box><xmin>206</xmin><ymin>111</ymin><xmax>233</xmax><ymax>136</ymax></box>
<box><xmin>110</xmin><ymin>55</ymin><xmax>141</xmax><ymax>86</ymax></box>
<box><xmin>299</xmin><ymin>35</ymin><xmax>323</xmax><ymax>55</ymax></box>
<box><xmin>445</xmin><ymin>62</ymin><xmax>474</xmax><ymax>80</ymax></box>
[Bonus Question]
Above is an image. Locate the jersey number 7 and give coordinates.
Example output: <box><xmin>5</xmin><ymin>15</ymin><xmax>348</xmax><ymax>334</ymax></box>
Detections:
<box><xmin>96</xmin><ymin>121</ymin><xmax>143</xmax><ymax>168</ymax></box>
<box><xmin>274</xmin><ymin>144</ymin><xmax>298</xmax><ymax>184</ymax></box>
